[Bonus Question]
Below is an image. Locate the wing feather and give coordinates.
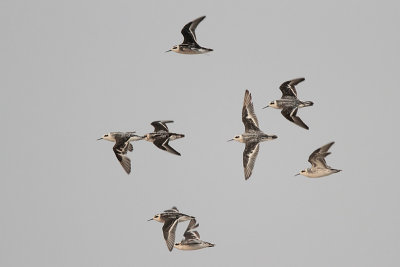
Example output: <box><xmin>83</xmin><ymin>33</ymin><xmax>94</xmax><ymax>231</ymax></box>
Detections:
<box><xmin>162</xmin><ymin>219</ymin><xmax>179</xmax><ymax>251</ymax></box>
<box><xmin>181</xmin><ymin>16</ymin><xmax>205</xmax><ymax>45</ymax></box>
<box><xmin>243</xmin><ymin>142</ymin><xmax>260</xmax><ymax>180</ymax></box>
<box><xmin>308</xmin><ymin>142</ymin><xmax>335</xmax><ymax>168</ymax></box>
<box><xmin>242</xmin><ymin>90</ymin><xmax>260</xmax><ymax>132</ymax></box>
<box><xmin>279</xmin><ymin>78</ymin><xmax>304</xmax><ymax>98</ymax></box>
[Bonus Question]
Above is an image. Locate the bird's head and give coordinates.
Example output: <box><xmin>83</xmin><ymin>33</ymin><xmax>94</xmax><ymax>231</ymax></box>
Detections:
<box><xmin>148</xmin><ymin>214</ymin><xmax>162</xmax><ymax>222</ymax></box>
<box><xmin>263</xmin><ymin>100</ymin><xmax>279</xmax><ymax>109</ymax></box>
<box><xmin>228</xmin><ymin>135</ymin><xmax>244</xmax><ymax>143</ymax></box>
<box><xmin>295</xmin><ymin>169</ymin><xmax>307</xmax><ymax>176</ymax></box>
<box><xmin>97</xmin><ymin>133</ymin><xmax>114</xmax><ymax>142</ymax></box>
<box><xmin>166</xmin><ymin>45</ymin><xmax>179</xmax><ymax>53</ymax></box>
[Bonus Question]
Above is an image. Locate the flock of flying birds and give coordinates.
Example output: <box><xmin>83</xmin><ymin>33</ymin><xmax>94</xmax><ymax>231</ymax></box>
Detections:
<box><xmin>98</xmin><ymin>16</ymin><xmax>342</xmax><ymax>251</ymax></box>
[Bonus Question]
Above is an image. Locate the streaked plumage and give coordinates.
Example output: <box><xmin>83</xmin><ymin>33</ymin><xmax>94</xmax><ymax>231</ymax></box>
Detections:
<box><xmin>229</xmin><ymin>90</ymin><xmax>278</xmax><ymax>180</ymax></box>
<box><xmin>166</xmin><ymin>16</ymin><xmax>213</xmax><ymax>54</ymax></box>
<box><xmin>264</xmin><ymin>78</ymin><xmax>313</xmax><ymax>130</ymax></box>
<box><xmin>143</xmin><ymin>120</ymin><xmax>185</xmax><ymax>156</ymax></box>
<box><xmin>174</xmin><ymin>219</ymin><xmax>215</xmax><ymax>250</ymax></box>
<box><xmin>296</xmin><ymin>142</ymin><xmax>342</xmax><ymax>178</ymax></box>
<box><xmin>149</xmin><ymin>207</ymin><xmax>195</xmax><ymax>251</ymax></box>
<box><xmin>98</xmin><ymin>132</ymin><xmax>143</xmax><ymax>174</ymax></box>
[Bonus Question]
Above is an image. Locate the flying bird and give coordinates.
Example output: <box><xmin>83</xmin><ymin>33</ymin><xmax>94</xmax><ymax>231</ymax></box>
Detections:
<box><xmin>98</xmin><ymin>132</ymin><xmax>143</xmax><ymax>174</ymax></box>
<box><xmin>229</xmin><ymin>90</ymin><xmax>278</xmax><ymax>180</ymax></box>
<box><xmin>296</xmin><ymin>142</ymin><xmax>342</xmax><ymax>178</ymax></box>
<box><xmin>148</xmin><ymin>207</ymin><xmax>195</xmax><ymax>251</ymax></box>
<box><xmin>264</xmin><ymin>78</ymin><xmax>313</xmax><ymax>130</ymax></box>
<box><xmin>174</xmin><ymin>218</ymin><xmax>215</xmax><ymax>250</ymax></box>
<box><xmin>143</xmin><ymin>120</ymin><xmax>185</xmax><ymax>156</ymax></box>
<box><xmin>166</xmin><ymin>16</ymin><xmax>213</xmax><ymax>54</ymax></box>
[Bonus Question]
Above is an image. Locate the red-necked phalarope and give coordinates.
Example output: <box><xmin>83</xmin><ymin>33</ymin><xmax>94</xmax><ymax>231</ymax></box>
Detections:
<box><xmin>174</xmin><ymin>218</ymin><xmax>215</xmax><ymax>250</ymax></box>
<box><xmin>143</xmin><ymin>120</ymin><xmax>184</xmax><ymax>156</ymax></box>
<box><xmin>264</xmin><ymin>78</ymin><xmax>313</xmax><ymax>130</ymax></box>
<box><xmin>148</xmin><ymin>207</ymin><xmax>195</xmax><ymax>251</ymax></box>
<box><xmin>295</xmin><ymin>142</ymin><xmax>342</xmax><ymax>178</ymax></box>
<box><xmin>166</xmin><ymin>16</ymin><xmax>213</xmax><ymax>55</ymax></box>
<box><xmin>229</xmin><ymin>90</ymin><xmax>278</xmax><ymax>180</ymax></box>
<box><xmin>98</xmin><ymin>132</ymin><xmax>143</xmax><ymax>174</ymax></box>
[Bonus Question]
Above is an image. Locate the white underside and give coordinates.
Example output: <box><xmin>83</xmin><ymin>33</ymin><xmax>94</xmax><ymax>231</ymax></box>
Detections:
<box><xmin>174</xmin><ymin>243</ymin><xmax>209</xmax><ymax>250</ymax></box>
<box><xmin>302</xmin><ymin>169</ymin><xmax>335</xmax><ymax>178</ymax></box>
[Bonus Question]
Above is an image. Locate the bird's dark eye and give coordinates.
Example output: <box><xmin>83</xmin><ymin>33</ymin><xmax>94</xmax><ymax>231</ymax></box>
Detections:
<box><xmin>235</xmin><ymin>136</ymin><xmax>239</xmax><ymax>138</ymax></box>
<box><xmin>104</xmin><ymin>134</ymin><xmax>108</xmax><ymax>137</ymax></box>
<box><xmin>270</xmin><ymin>102</ymin><xmax>274</xmax><ymax>105</ymax></box>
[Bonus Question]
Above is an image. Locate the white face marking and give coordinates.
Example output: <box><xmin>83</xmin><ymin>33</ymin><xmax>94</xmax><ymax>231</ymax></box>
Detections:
<box><xmin>101</xmin><ymin>133</ymin><xmax>115</xmax><ymax>142</ymax></box>
<box><xmin>268</xmin><ymin>101</ymin><xmax>279</xmax><ymax>109</ymax></box>
<box><xmin>153</xmin><ymin>214</ymin><xmax>162</xmax><ymax>222</ymax></box>
<box><xmin>172</xmin><ymin>45</ymin><xmax>179</xmax><ymax>52</ymax></box>
<box><xmin>232</xmin><ymin>135</ymin><xmax>244</xmax><ymax>143</ymax></box>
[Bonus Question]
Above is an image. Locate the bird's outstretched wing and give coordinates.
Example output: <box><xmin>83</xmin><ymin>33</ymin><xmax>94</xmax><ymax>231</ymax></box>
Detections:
<box><xmin>162</xmin><ymin>219</ymin><xmax>179</xmax><ymax>251</ymax></box>
<box><xmin>153</xmin><ymin>137</ymin><xmax>181</xmax><ymax>156</ymax></box>
<box><xmin>242</xmin><ymin>90</ymin><xmax>260</xmax><ymax>132</ymax></box>
<box><xmin>281</xmin><ymin>107</ymin><xmax>309</xmax><ymax>130</ymax></box>
<box><xmin>183</xmin><ymin>219</ymin><xmax>200</xmax><ymax>241</ymax></box>
<box><xmin>151</xmin><ymin>120</ymin><xmax>173</xmax><ymax>132</ymax></box>
<box><xmin>113</xmin><ymin>141</ymin><xmax>132</xmax><ymax>174</ymax></box>
<box><xmin>243</xmin><ymin>142</ymin><xmax>260</xmax><ymax>180</ymax></box>
<box><xmin>308</xmin><ymin>142</ymin><xmax>335</xmax><ymax>168</ymax></box>
<box><xmin>181</xmin><ymin>16</ymin><xmax>205</xmax><ymax>46</ymax></box>
<box><xmin>279</xmin><ymin>78</ymin><xmax>305</xmax><ymax>99</ymax></box>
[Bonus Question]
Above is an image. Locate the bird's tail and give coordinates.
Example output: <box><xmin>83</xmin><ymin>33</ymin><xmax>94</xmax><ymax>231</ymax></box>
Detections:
<box><xmin>169</xmin><ymin>133</ymin><xmax>185</xmax><ymax>141</ymax></box>
<box><xmin>303</xmin><ymin>101</ymin><xmax>314</xmax><ymax>107</ymax></box>
<box><xmin>268</xmin><ymin>135</ymin><xmax>278</xmax><ymax>140</ymax></box>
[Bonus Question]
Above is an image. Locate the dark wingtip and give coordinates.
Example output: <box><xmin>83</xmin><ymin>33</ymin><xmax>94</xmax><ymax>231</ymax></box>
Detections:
<box><xmin>272</xmin><ymin>135</ymin><xmax>278</xmax><ymax>139</ymax></box>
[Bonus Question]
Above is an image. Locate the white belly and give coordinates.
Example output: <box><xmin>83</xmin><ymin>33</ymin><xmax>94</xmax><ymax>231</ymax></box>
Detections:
<box><xmin>174</xmin><ymin>244</ymin><xmax>204</xmax><ymax>250</ymax></box>
<box><xmin>304</xmin><ymin>169</ymin><xmax>333</xmax><ymax>178</ymax></box>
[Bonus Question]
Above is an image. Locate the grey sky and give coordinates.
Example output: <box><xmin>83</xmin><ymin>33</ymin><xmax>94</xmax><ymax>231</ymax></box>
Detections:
<box><xmin>1</xmin><ymin>0</ymin><xmax>400</xmax><ymax>266</ymax></box>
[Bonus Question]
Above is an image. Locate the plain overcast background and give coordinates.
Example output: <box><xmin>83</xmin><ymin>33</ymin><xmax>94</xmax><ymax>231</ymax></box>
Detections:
<box><xmin>1</xmin><ymin>0</ymin><xmax>400</xmax><ymax>266</ymax></box>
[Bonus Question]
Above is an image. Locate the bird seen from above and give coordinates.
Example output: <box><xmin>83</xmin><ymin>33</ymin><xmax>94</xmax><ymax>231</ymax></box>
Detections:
<box><xmin>166</xmin><ymin>16</ymin><xmax>213</xmax><ymax>54</ymax></box>
<box><xmin>174</xmin><ymin>218</ymin><xmax>215</xmax><ymax>251</ymax></box>
<box><xmin>148</xmin><ymin>207</ymin><xmax>195</xmax><ymax>251</ymax></box>
<box><xmin>264</xmin><ymin>78</ymin><xmax>314</xmax><ymax>130</ymax></box>
<box><xmin>296</xmin><ymin>141</ymin><xmax>342</xmax><ymax>178</ymax></box>
<box><xmin>98</xmin><ymin>132</ymin><xmax>143</xmax><ymax>174</ymax></box>
<box><xmin>229</xmin><ymin>90</ymin><xmax>278</xmax><ymax>180</ymax></box>
<box><xmin>143</xmin><ymin>120</ymin><xmax>185</xmax><ymax>156</ymax></box>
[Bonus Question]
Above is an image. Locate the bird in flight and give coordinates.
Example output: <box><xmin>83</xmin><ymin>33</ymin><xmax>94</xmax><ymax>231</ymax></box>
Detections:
<box><xmin>148</xmin><ymin>207</ymin><xmax>195</xmax><ymax>251</ymax></box>
<box><xmin>98</xmin><ymin>132</ymin><xmax>143</xmax><ymax>174</ymax></box>
<box><xmin>166</xmin><ymin>16</ymin><xmax>213</xmax><ymax>54</ymax></box>
<box><xmin>143</xmin><ymin>120</ymin><xmax>185</xmax><ymax>156</ymax></box>
<box><xmin>229</xmin><ymin>90</ymin><xmax>278</xmax><ymax>180</ymax></box>
<box><xmin>264</xmin><ymin>78</ymin><xmax>313</xmax><ymax>130</ymax></box>
<box><xmin>174</xmin><ymin>218</ymin><xmax>215</xmax><ymax>250</ymax></box>
<box><xmin>296</xmin><ymin>141</ymin><xmax>342</xmax><ymax>178</ymax></box>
